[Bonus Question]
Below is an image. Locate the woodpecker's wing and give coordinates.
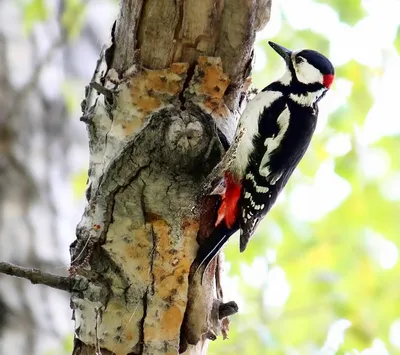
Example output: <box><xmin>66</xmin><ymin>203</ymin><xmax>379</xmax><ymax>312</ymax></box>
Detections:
<box><xmin>238</xmin><ymin>170</ymin><xmax>281</xmax><ymax>252</ymax></box>
<box><xmin>238</xmin><ymin>165</ymin><xmax>296</xmax><ymax>251</ymax></box>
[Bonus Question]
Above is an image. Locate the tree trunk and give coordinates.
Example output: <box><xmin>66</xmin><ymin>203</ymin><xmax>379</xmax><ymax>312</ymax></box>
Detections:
<box><xmin>71</xmin><ymin>1</ymin><xmax>271</xmax><ymax>354</ymax></box>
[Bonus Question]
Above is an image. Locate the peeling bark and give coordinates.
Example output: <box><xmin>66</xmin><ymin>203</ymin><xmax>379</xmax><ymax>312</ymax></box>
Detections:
<box><xmin>71</xmin><ymin>1</ymin><xmax>271</xmax><ymax>354</ymax></box>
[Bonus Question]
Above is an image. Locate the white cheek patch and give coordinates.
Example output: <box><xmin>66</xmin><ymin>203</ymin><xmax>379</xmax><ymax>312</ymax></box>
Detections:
<box><xmin>295</xmin><ymin>60</ymin><xmax>323</xmax><ymax>85</ymax></box>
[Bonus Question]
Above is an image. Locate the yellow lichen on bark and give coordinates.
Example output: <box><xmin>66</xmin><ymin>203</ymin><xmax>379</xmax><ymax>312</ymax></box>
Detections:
<box><xmin>108</xmin><ymin>63</ymin><xmax>190</xmax><ymax>138</ymax></box>
<box><xmin>129</xmin><ymin>64</ymin><xmax>190</xmax><ymax>112</ymax></box>
<box><xmin>187</xmin><ymin>57</ymin><xmax>231</xmax><ymax>120</ymax></box>
<box><xmin>197</xmin><ymin>57</ymin><xmax>230</xmax><ymax>98</ymax></box>
<box><xmin>144</xmin><ymin>218</ymin><xmax>199</xmax><ymax>351</ymax></box>
<box><xmin>103</xmin><ymin>222</ymin><xmax>154</xmax><ymax>283</ymax></box>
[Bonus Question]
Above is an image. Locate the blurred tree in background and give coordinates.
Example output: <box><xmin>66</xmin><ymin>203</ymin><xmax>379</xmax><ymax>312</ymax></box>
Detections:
<box><xmin>0</xmin><ymin>1</ymin><xmax>115</xmax><ymax>354</ymax></box>
<box><xmin>1</xmin><ymin>0</ymin><xmax>399</xmax><ymax>354</ymax></box>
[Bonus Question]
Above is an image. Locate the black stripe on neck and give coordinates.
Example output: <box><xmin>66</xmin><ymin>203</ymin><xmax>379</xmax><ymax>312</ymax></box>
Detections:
<box><xmin>262</xmin><ymin>67</ymin><xmax>324</xmax><ymax>95</ymax></box>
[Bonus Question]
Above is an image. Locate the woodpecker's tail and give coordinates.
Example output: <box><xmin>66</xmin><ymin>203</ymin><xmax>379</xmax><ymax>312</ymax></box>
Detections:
<box><xmin>192</xmin><ymin>221</ymin><xmax>239</xmax><ymax>281</ymax></box>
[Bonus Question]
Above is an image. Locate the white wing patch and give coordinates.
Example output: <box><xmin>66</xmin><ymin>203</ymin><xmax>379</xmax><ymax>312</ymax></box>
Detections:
<box><xmin>243</xmin><ymin>174</ymin><xmax>268</xmax><ymax>211</ymax></box>
<box><xmin>233</xmin><ymin>91</ymin><xmax>283</xmax><ymax>176</ymax></box>
<box><xmin>246</xmin><ymin>172</ymin><xmax>270</xmax><ymax>193</ymax></box>
<box><xmin>259</xmin><ymin>106</ymin><xmax>290</xmax><ymax>178</ymax></box>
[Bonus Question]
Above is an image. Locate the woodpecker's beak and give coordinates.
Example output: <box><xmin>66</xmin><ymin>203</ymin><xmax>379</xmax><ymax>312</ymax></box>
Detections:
<box><xmin>268</xmin><ymin>41</ymin><xmax>292</xmax><ymax>65</ymax></box>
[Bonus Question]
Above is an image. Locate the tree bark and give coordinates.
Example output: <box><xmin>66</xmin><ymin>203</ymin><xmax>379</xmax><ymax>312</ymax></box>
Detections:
<box><xmin>71</xmin><ymin>1</ymin><xmax>271</xmax><ymax>354</ymax></box>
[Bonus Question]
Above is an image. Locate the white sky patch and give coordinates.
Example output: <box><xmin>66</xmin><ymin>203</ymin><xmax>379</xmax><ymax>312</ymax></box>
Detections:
<box><xmin>266</xmin><ymin>248</ymin><xmax>277</xmax><ymax>263</ymax></box>
<box><xmin>328</xmin><ymin>79</ymin><xmax>353</xmax><ymax>109</ymax></box>
<box><xmin>289</xmin><ymin>160</ymin><xmax>352</xmax><ymax>222</ymax></box>
<box><xmin>318</xmin><ymin>319</ymin><xmax>352</xmax><ymax>355</ymax></box>
<box><xmin>352</xmin><ymin>17</ymin><xmax>394</xmax><ymax>68</ymax></box>
<box><xmin>280</xmin><ymin>0</ymin><xmax>354</xmax><ymax>66</ymax></box>
<box><xmin>254</xmin><ymin>45</ymin><xmax>267</xmax><ymax>72</ymax></box>
<box><xmin>325</xmin><ymin>133</ymin><xmax>352</xmax><ymax>157</ymax></box>
<box><xmin>362</xmin><ymin>0</ymin><xmax>400</xmax><ymax>22</ymax></box>
<box><xmin>380</xmin><ymin>173</ymin><xmax>400</xmax><ymax>201</ymax></box>
<box><xmin>364</xmin><ymin>230</ymin><xmax>398</xmax><ymax>270</ymax></box>
<box><xmin>363</xmin><ymin>55</ymin><xmax>400</xmax><ymax>143</ymax></box>
<box><xmin>263</xmin><ymin>266</ymin><xmax>291</xmax><ymax>308</ymax></box>
<box><xmin>359</xmin><ymin>339</ymin><xmax>390</xmax><ymax>355</ymax></box>
<box><xmin>389</xmin><ymin>319</ymin><xmax>400</xmax><ymax>349</ymax></box>
<box><xmin>222</xmin><ymin>272</ymin><xmax>247</xmax><ymax>312</ymax></box>
<box><xmin>280</xmin><ymin>0</ymin><xmax>339</xmax><ymax>36</ymax></box>
<box><xmin>329</xmin><ymin>22</ymin><xmax>355</xmax><ymax>66</ymax></box>
<box><xmin>240</xmin><ymin>257</ymin><xmax>269</xmax><ymax>288</ymax></box>
<box><xmin>262</xmin><ymin>221</ymin><xmax>284</xmax><ymax>246</ymax></box>
<box><xmin>316</xmin><ymin>79</ymin><xmax>353</xmax><ymax>134</ymax></box>
<box><xmin>359</xmin><ymin>148</ymin><xmax>390</xmax><ymax>180</ymax></box>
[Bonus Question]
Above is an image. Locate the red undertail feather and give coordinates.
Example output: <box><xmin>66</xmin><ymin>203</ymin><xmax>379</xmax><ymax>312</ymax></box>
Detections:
<box><xmin>215</xmin><ymin>172</ymin><xmax>242</xmax><ymax>229</ymax></box>
<box><xmin>323</xmin><ymin>74</ymin><xmax>334</xmax><ymax>89</ymax></box>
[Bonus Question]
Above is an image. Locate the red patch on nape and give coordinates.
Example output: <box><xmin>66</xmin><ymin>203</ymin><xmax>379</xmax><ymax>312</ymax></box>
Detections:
<box><xmin>215</xmin><ymin>172</ymin><xmax>242</xmax><ymax>229</ymax></box>
<box><xmin>323</xmin><ymin>74</ymin><xmax>334</xmax><ymax>89</ymax></box>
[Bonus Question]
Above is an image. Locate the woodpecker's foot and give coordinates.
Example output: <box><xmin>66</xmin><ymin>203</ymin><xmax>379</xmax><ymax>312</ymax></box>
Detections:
<box><xmin>200</xmin><ymin>162</ymin><xmax>225</xmax><ymax>196</ymax></box>
<box><xmin>201</xmin><ymin>126</ymin><xmax>246</xmax><ymax>196</ymax></box>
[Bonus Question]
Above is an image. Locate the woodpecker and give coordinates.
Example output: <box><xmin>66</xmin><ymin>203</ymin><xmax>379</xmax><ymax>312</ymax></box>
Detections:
<box><xmin>194</xmin><ymin>41</ymin><xmax>334</xmax><ymax>275</ymax></box>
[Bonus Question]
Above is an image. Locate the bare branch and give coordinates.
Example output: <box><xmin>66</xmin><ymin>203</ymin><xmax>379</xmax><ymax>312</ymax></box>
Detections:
<box><xmin>0</xmin><ymin>261</ymin><xmax>71</xmax><ymax>292</ymax></box>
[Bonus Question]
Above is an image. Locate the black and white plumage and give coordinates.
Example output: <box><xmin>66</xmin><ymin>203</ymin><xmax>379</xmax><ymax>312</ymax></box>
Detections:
<box><xmin>194</xmin><ymin>42</ymin><xmax>335</xmax><ymax>275</ymax></box>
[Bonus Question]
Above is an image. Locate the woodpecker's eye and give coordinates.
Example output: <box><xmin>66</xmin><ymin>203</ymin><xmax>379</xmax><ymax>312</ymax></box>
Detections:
<box><xmin>295</xmin><ymin>56</ymin><xmax>304</xmax><ymax>64</ymax></box>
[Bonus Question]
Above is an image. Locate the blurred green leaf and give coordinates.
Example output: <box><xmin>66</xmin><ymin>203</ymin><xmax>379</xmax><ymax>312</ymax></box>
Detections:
<box><xmin>332</xmin><ymin>61</ymin><xmax>373</xmax><ymax>131</ymax></box>
<box><xmin>62</xmin><ymin>0</ymin><xmax>87</xmax><ymax>38</ymax></box>
<box><xmin>23</xmin><ymin>0</ymin><xmax>49</xmax><ymax>32</ymax></box>
<box><xmin>61</xmin><ymin>81</ymin><xmax>81</xmax><ymax>113</ymax></box>
<box><xmin>394</xmin><ymin>26</ymin><xmax>400</xmax><ymax>55</ymax></box>
<box><xmin>71</xmin><ymin>169</ymin><xmax>88</xmax><ymax>200</ymax></box>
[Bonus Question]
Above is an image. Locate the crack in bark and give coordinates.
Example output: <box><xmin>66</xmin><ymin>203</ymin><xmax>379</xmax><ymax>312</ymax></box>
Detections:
<box><xmin>172</xmin><ymin>0</ymin><xmax>184</xmax><ymax>54</ymax></box>
<box><xmin>103</xmin><ymin>21</ymin><xmax>117</xmax><ymax>81</ymax></box>
<box><xmin>148</xmin><ymin>224</ymin><xmax>157</xmax><ymax>296</ymax></box>
<box><xmin>138</xmin><ymin>292</ymin><xmax>148</xmax><ymax>355</ymax></box>
<box><xmin>132</xmin><ymin>180</ymin><xmax>158</xmax><ymax>355</ymax></box>
<box><xmin>99</xmin><ymin>164</ymin><xmax>150</xmax><ymax>244</ymax></box>
<box><xmin>94</xmin><ymin>308</ymin><xmax>103</xmax><ymax>353</ymax></box>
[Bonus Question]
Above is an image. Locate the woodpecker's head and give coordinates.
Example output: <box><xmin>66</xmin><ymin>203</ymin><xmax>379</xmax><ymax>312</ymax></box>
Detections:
<box><xmin>268</xmin><ymin>41</ymin><xmax>334</xmax><ymax>99</ymax></box>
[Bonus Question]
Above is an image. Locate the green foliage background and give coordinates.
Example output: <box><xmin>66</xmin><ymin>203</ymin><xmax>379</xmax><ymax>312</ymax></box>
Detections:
<box><xmin>209</xmin><ymin>1</ymin><xmax>400</xmax><ymax>354</ymax></box>
<box><xmin>20</xmin><ymin>0</ymin><xmax>400</xmax><ymax>354</ymax></box>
